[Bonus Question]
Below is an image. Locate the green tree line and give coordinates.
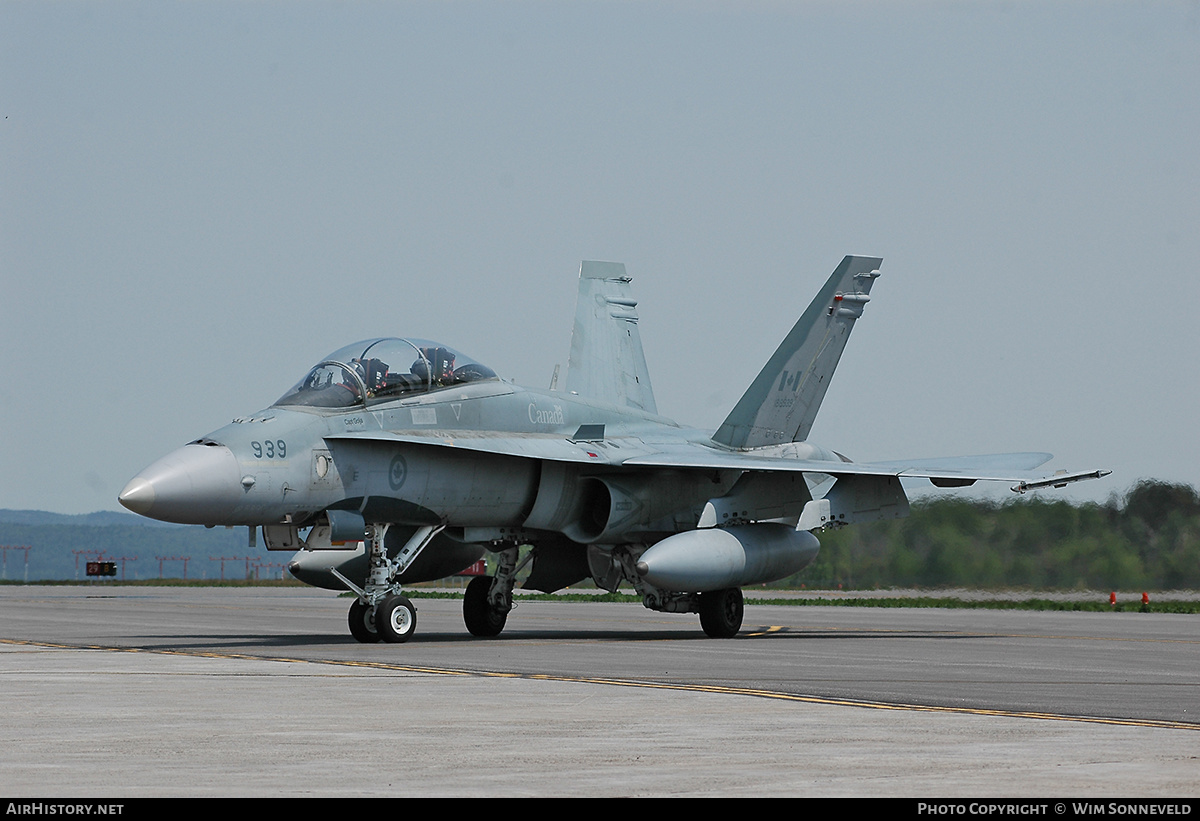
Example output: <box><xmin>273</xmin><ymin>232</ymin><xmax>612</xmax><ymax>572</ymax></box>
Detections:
<box><xmin>793</xmin><ymin>480</ymin><xmax>1200</xmax><ymax>590</ymax></box>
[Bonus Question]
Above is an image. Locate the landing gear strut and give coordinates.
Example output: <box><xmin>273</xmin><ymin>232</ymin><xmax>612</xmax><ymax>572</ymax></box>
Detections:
<box><xmin>334</xmin><ymin>522</ymin><xmax>442</xmax><ymax>644</ymax></box>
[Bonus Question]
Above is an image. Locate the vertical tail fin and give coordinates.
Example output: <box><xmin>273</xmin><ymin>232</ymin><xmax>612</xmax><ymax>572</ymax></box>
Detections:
<box><xmin>712</xmin><ymin>255</ymin><xmax>882</xmax><ymax>449</ymax></box>
<box><xmin>564</xmin><ymin>261</ymin><xmax>658</xmax><ymax>414</ymax></box>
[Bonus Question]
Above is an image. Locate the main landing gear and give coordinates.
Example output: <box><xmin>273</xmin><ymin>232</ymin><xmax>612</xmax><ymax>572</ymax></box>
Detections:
<box><xmin>340</xmin><ymin>527</ymin><xmax>519</xmax><ymax>644</ymax></box>
<box><xmin>612</xmin><ymin>545</ymin><xmax>746</xmax><ymax>638</ymax></box>
<box><xmin>462</xmin><ymin>576</ymin><xmax>507</xmax><ymax>636</ymax></box>
<box><xmin>698</xmin><ymin>587</ymin><xmax>744</xmax><ymax>638</ymax></box>
<box><xmin>462</xmin><ymin>546</ymin><xmax>518</xmax><ymax>638</ymax></box>
<box><xmin>339</xmin><ymin>529</ymin><xmax>745</xmax><ymax>642</ymax></box>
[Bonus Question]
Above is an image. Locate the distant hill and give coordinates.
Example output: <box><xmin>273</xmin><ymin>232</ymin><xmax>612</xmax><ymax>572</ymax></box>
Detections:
<box><xmin>0</xmin><ymin>509</ymin><xmax>181</xmax><ymax>527</ymax></box>
<box><xmin>0</xmin><ymin>510</ymin><xmax>277</xmax><ymax>582</ymax></box>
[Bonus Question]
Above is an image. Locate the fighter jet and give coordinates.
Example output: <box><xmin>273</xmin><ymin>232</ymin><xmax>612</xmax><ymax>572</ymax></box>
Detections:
<box><xmin>119</xmin><ymin>256</ymin><xmax>1108</xmax><ymax>642</ymax></box>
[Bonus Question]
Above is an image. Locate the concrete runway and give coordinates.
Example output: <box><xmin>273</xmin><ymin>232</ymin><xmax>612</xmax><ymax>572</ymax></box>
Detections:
<box><xmin>1</xmin><ymin>586</ymin><xmax>1198</xmax><ymax>797</ymax></box>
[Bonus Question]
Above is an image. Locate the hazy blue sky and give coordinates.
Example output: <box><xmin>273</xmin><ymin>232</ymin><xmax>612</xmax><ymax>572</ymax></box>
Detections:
<box><xmin>3</xmin><ymin>1</ymin><xmax>1197</xmax><ymax>515</ymax></box>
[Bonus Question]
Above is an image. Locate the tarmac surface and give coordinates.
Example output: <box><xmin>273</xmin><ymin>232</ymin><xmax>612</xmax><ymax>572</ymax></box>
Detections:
<box><xmin>1</xmin><ymin>585</ymin><xmax>1198</xmax><ymax>797</ymax></box>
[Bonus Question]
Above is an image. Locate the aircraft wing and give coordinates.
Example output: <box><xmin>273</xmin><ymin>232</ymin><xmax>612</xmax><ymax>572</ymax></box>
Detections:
<box><xmin>327</xmin><ymin>431</ymin><xmax>1107</xmax><ymax>492</ymax></box>
<box><xmin>620</xmin><ymin>446</ymin><xmax>1107</xmax><ymax>491</ymax></box>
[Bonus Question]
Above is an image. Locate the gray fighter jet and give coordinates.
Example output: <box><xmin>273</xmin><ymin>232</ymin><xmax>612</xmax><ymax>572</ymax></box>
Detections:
<box><xmin>119</xmin><ymin>256</ymin><xmax>1108</xmax><ymax>642</ymax></box>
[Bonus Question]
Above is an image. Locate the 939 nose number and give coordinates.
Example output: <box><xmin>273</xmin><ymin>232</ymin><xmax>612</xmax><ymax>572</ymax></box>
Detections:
<box><xmin>251</xmin><ymin>440</ymin><xmax>287</xmax><ymax>459</ymax></box>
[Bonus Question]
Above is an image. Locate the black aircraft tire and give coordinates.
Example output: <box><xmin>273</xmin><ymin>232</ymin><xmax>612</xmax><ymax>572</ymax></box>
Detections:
<box><xmin>377</xmin><ymin>595</ymin><xmax>417</xmax><ymax>643</ymax></box>
<box><xmin>698</xmin><ymin>587</ymin><xmax>744</xmax><ymax>638</ymax></box>
<box><xmin>348</xmin><ymin>599</ymin><xmax>381</xmax><ymax>643</ymax></box>
<box><xmin>463</xmin><ymin>575</ymin><xmax>508</xmax><ymax>638</ymax></box>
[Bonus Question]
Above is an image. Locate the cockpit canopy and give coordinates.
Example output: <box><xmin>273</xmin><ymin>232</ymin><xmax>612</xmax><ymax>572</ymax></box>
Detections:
<box><xmin>274</xmin><ymin>338</ymin><xmax>498</xmax><ymax>409</ymax></box>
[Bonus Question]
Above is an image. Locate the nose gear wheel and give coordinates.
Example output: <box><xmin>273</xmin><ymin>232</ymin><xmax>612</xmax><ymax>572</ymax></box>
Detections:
<box><xmin>377</xmin><ymin>595</ymin><xmax>417</xmax><ymax>643</ymax></box>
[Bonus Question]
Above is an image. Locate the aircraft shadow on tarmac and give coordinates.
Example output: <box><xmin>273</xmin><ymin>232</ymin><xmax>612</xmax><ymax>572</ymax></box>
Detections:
<box><xmin>129</xmin><ymin>626</ymin><xmax>993</xmax><ymax>651</ymax></box>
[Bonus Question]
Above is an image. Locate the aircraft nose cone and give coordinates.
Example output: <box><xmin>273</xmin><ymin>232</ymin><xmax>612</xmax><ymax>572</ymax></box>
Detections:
<box><xmin>119</xmin><ymin>443</ymin><xmax>243</xmax><ymax>524</ymax></box>
<box><xmin>118</xmin><ymin>477</ymin><xmax>157</xmax><ymax>515</ymax></box>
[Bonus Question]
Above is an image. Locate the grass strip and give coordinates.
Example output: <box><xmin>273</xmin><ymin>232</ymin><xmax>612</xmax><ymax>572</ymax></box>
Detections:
<box><xmin>401</xmin><ymin>590</ymin><xmax>1200</xmax><ymax>613</ymax></box>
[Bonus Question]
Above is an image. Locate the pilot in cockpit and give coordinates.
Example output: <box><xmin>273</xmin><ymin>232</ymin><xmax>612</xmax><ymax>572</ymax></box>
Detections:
<box><xmin>412</xmin><ymin>347</ymin><xmax>456</xmax><ymax>387</ymax></box>
<box><xmin>349</xmin><ymin>357</ymin><xmax>390</xmax><ymax>398</ymax></box>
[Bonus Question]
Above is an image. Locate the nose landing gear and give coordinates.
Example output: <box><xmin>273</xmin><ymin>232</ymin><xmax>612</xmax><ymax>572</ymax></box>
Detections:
<box><xmin>347</xmin><ymin>598</ymin><xmax>380</xmax><ymax>643</ymax></box>
<box><xmin>336</xmin><ymin>522</ymin><xmax>440</xmax><ymax>644</ymax></box>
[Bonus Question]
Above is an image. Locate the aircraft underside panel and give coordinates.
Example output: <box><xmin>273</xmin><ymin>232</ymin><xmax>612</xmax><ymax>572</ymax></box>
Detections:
<box><xmin>287</xmin><ymin>530</ymin><xmax>486</xmax><ymax>590</ymax></box>
<box><xmin>522</xmin><ymin>538</ymin><xmax>590</xmax><ymax>593</ymax></box>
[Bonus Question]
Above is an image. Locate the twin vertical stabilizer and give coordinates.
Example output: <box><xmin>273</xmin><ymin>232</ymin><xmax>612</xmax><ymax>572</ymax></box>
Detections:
<box><xmin>712</xmin><ymin>255</ymin><xmax>882</xmax><ymax>450</ymax></box>
<box><xmin>565</xmin><ymin>261</ymin><xmax>658</xmax><ymax>414</ymax></box>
